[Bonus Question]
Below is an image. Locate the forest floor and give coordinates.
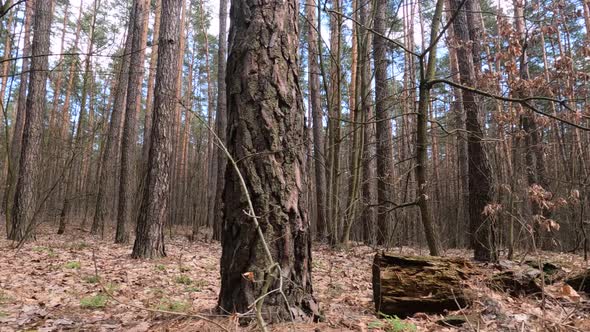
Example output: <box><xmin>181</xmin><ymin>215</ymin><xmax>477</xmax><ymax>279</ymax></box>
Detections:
<box><xmin>0</xmin><ymin>225</ymin><xmax>589</xmax><ymax>332</ymax></box>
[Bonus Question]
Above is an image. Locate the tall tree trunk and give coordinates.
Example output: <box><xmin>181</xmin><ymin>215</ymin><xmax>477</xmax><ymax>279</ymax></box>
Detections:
<box><xmin>212</xmin><ymin>0</ymin><xmax>228</xmax><ymax>241</ymax></box>
<box><xmin>197</xmin><ymin>0</ymin><xmax>217</xmax><ymax>239</ymax></box>
<box><xmin>218</xmin><ymin>0</ymin><xmax>319</xmax><ymax>322</ymax></box>
<box><xmin>132</xmin><ymin>0</ymin><xmax>183</xmax><ymax>259</ymax></box>
<box><xmin>513</xmin><ymin>0</ymin><xmax>551</xmax><ymax>249</ymax></box>
<box><xmin>71</xmin><ymin>0</ymin><xmax>99</xmax><ymax>229</ymax></box>
<box><xmin>143</xmin><ymin>0</ymin><xmax>161</xmax><ymax>162</ymax></box>
<box><xmin>47</xmin><ymin>2</ymin><xmax>69</xmax><ymax>142</ymax></box>
<box><xmin>10</xmin><ymin>0</ymin><xmax>53</xmax><ymax>242</ymax></box>
<box><xmin>450</xmin><ymin>0</ymin><xmax>497</xmax><ymax>262</ymax></box>
<box><xmin>326</xmin><ymin>0</ymin><xmax>342</xmax><ymax>244</ymax></box>
<box><xmin>415</xmin><ymin>0</ymin><xmax>444</xmax><ymax>256</ymax></box>
<box><xmin>117</xmin><ymin>0</ymin><xmax>148</xmax><ymax>243</ymax></box>
<box><xmin>373</xmin><ymin>0</ymin><xmax>396</xmax><ymax>245</ymax></box>
<box><xmin>5</xmin><ymin>1</ymin><xmax>32</xmax><ymax>233</ymax></box>
<box><xmin>360</xmin><ymin>0</ymin><xmax>377</xmax><ymax>245</ymax></box>
<box><xmin>444</xmin><ymin>0</ymin><xmax>468</xmax><ymax>248</ymax></box>
<box><xmin>169</xmin><ymin>0</ymin><xmax>186</xmax><ymax>228</ymax></box>
<box><xmin>342</xmin><ymin>0</ymin><xmax>362</xmax><ymax>246</ymax></box>
<box><xmin>92</xmin><ymin>8</ymin><xmax>134</xmax><ymax>236</ymax></box>
<box><xmin>306</xmin><ymin>0</ymin><xmax>327</xmax><ymax>240</ymax></box>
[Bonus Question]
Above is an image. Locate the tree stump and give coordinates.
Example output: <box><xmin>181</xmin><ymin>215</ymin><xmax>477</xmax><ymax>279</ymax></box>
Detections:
<box><xmin>372</xmin><ymin>253</ymin><xmax>473</xmax><ymax>317</ymax></box>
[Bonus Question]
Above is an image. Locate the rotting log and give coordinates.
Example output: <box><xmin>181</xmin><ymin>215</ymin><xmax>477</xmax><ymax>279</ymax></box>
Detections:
<box><xmin>372</xmin><ymin>253</ymin><xmax>473</xmax><ymax>317</ymax></box>
<box><xmin>488</xmin><ymin>260</ymin><xmax>566</xmax><ymax>296</ymax></box>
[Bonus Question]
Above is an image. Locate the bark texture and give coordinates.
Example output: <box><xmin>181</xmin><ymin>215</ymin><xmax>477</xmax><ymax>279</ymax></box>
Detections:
<box><xmin>450</xmin><ymin>0</ymin><xmax>497</xmax><ymax>262</ymax></box>
<box><xmin>219</xmin><ymin>0</ymin><xmax>319</xmax><ymax>322</ymax></box>
<box><xmin>132</xmin><ymin>0</ymin><xmax>182</xmax><ymax>259</ymax></box>
<box><xmin>10</xmin><ymin>0</ymin><xmax>53</xmax><ymax>241</ymax></box>
<box><xmin>373</xmin><ymin>0</ymin><xmax>396</xmax><ymax>245</ymax></box>
<box><xmin>117</xmin><ymin>0</ymin><xmax>148</xmax><ymax>244</ymax></box>
<box><xmin>6</xmin><ymin>0</ymin><xmax>32</xmax><ymax>230</ymax></box>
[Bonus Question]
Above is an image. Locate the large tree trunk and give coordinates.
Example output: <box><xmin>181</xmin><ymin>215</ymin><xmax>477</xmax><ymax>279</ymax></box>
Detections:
<box><xmin>212</xmin><ymin>0</ymin><xmax>228</xmax><ymax>241</ymax></box>
<box><xmin>306</xmin><ymin>0</ymin><xmax>327</xmax><ymax>240</ymax></box>
<box><xmin>218</xmin><ymin>0</ymin><xmax>319</xmax><ymax>323</ymax></box>
<box><xmin>5</xmin><ymin>0</ymin><xmax>32</xmax><ymax>234</ymax></box>
<box><xmin>373</xmin><ymin>0</ymin><xmax>396</xmax><ymax>245</ymax></box>
<box><xmin>10</xmin><ymin>0</ymin><xmax>53</xmax><ymax>242</ymax></box>
<box><xmin>450</xmin><ymin>0</ymin><xmax>497</xmax><ymax>262</ymax></box>
<box><xmin>131</xmin><ymin>0</ymin><xmax>182</xmax><ymax>259</ymax></box>
<box><xmin>116</xmin><ymin>0</ymin><xmax>148</xmax><ymax>244</ymax></box>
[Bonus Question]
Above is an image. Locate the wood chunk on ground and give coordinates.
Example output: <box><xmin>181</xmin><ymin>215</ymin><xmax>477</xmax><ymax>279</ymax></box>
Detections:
<box><xmin>489</xmin><ymin>260</ymin><xmax>566</xmax><ymax>296</ymax></box>
<box><xmin>372</xmin><ymin>253</ymin><xmax>473</xmax><ymax>317</ymax></box>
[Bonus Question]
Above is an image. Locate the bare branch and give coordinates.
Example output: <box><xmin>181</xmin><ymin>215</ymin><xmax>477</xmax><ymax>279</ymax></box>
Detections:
<box><xmin>428</xmin><ymin>78</ymin><xmax>590</xmax><ymax>131</ymax></box>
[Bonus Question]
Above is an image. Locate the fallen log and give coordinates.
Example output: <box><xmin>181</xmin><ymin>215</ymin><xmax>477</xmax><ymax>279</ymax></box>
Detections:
<box><xmin>372</xmin><ymin>253</ymin><xmax>473</xmax><ymax>317</ymax></box>
<box><xmin>488</xmin><ymin>260</ymin><xmax>567</xmax><ymax>296</ymax></box>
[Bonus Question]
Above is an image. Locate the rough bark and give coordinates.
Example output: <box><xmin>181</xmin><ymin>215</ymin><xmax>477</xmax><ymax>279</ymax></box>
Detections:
<box><xmin>218</xmin><ymin>0</ymin><xmax>319</xmax><ymax>322</ymax></box>
<box><xmin>443</xmin><ymin>0</ymin><xmax>468</xmax><ymax>248</ymax></box>
<box><xmin>10</xmin><ymin>0</ymin><xmax>53</xmax><ymax>242</ymax></box>
<box><xmin>450</xmin><ymin>0</ymin><xmax>497</xmax><ymax>262</ymax></box>
<box><xmin>131</xmin><ymin>0</ymin><xmax>182</xmax><ymax>259</ymax></box>
<box><xmin>116</xmin><ymin>0</ymin><xmax>148</xmax><ymax>244</ymax></box>
<box><xmin>373</xmin><ymin>0</ymin><xmax>396</xmax><ymax>245</ymax></box>
<box><xmin>5</xmin><ymin>1</ymin><xmax>32</xmax><ymax>231</ymax></box>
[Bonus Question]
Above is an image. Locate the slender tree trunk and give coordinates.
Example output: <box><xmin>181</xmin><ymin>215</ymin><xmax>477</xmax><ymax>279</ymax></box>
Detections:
<box><xmin>5</xmin><ymin>2</ymin><xmax>32</xmax><ymax>233</ymax></box>
<box><xmin>443</xmin><ymin>0</ymin><xmax>469</xmax><ymax>247</ymax></box>
<box><xmin>306</xmin><ymin>0</ymin><xmax>327</xmax><ymax>240</ymax></box>
<box><xmin>92</xmin><ymin>8</ymin><xmax>134</xmax><ymax>236</ymax></box>
<box><xmin>373</xmin><ymin>0</ymin><xmax>397</xmax><ymax>245</ymax></box>
<box><xmin>212</xmin><ymin>0</ymin><xmax>228</xmax><ymax>241</ymax></box>
<box><xmin>47</xmin><ymin>2</ymin><xmax>69</xmax><ymax>142</ymax></box>
<box><xmin>341</xmin><ymin>0</ymin><xmax>362</xmax><ymax>246</ymax></box>
<box><xmin>414</xmin><ymin>0</ymin><xmax>444</xmax><ymax>256</ymax></box>
<box><xmin>218</xmin><ymin>0</ymin><xmax>319</xmax><ymax>322</ymax></box>
<box><xmin>169</xmin><ymin>0</ymin><xmax>186</xmax><ymax>228</ymax></box>
<box><xmin>360</xmin><ymin>0</ymin><xmax>377</xmax><ymax>245</ymax></box>
<box><xmin>132</xmin><ymin>0</ymin><xmax>183</xmax><ymax>259</ymax></box>
<box><xmin>10</xmin><ymin>0</ymin><xmax>53</xmax><ymax>242</ymax></box>
<box><xmin>451</xmin><ymin>0</ymin><xmax>497</xmax><ymax>262</ymax></box>
<box><xmin>117</xmin><ymin>0</ymin><xmax>148</xmax><ymax>244</ymax></box>
<box><xmin>197</xmin><ymin>0</ymin><xmax>217</xmax><ymax>239</ymax></box>
<box><xmin>71</xmin><ymin>0</ymin><xmax>99</xmax><ymax>229</ymax></box>
<box><xmin>143</xmin><ymin>0</ymin><xmax>161</xmax><ymax>163</ymax></box>
<box><xmin>327</xmin><ymin>0</ymin><xmax>342</xmax><ymax>244</ymax></box>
